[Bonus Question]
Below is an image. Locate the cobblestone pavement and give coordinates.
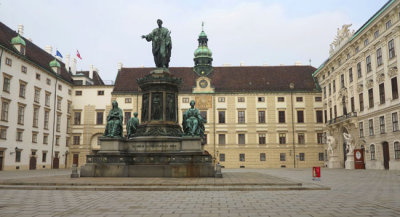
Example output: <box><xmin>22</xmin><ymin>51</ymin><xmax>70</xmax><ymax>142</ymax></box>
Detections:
<box><xmin>0</xmin><ymin>168</ymin><xmax>399</xmax><ymax>217</ymax></box>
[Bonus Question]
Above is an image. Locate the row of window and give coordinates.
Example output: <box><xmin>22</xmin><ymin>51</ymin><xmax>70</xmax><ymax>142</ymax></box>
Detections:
<box><xmin>219</xmin><ymin>152</ymin><xmax>324</xmax><ymax>162</ymax></box>
<box><xmin>369</xmin><ymin>142</ymin><xmax>400</xmax><ymax>160</ymax></box>
<box><xmin>216</xmin><ymin>133</ymin><xmax>324</xmax><ymax>145</ymax></box>
<box><xmin>182</xmin><ymin>96</ymin><xmax>323</xmax><ymax>104</ymax></box>
<box><xmin>359</xmin><ymin>112</ymin><xmax>399</xmax><ymax>137</ymax></box>
<box><xmin>12</xmin><ymin>150</ymin><xmax>61</xmax><ymax>163</ymax></box>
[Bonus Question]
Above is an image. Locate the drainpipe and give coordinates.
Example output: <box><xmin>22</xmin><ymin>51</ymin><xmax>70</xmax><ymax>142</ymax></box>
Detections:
<box><xmin>213</xmin><ymin>93</ymin><xmax>216</xmax><ymax>165</ymax></box>
<box><xmin>290</xmin><ymin>83</ymin><xmax>296</xmax><ymax>168</ymax></box>
<box><xmin>0</xmin><ymin>48</ymin><xmax>4</xmax><ymax>72</ymax></box>
<box><xmin>50</xmin><ymin>78</ymin><xmax>58</xmax><ymax>169</ymax></box>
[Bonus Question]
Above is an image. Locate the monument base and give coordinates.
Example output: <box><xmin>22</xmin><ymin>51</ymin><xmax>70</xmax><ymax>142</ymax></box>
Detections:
<box><xmin>80</xmin><ymin>136</ymin><xmax>215</xmax><ymax>177</ymax></box>
<box><xmin>328</xmin><ymin>155</ymin><xmax>342</xmax><ymax>168</ymax></box>
<box><xmin>345</xmin><ymin>154</ymin><xmax>355</xmax><ymax>170</ymax></box>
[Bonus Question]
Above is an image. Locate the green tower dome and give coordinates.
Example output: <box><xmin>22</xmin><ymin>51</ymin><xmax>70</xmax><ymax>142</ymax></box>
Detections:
<box><xmin>49</xmin><ymin>59</ymin><xmax>61</xmax><ymax>68</ymax></box>
<box><xmin>11</xmin><ymin>34</ymin><xmax>26</xmax><ymax>46</ymax></box>
<box><xmin>193</xmin><ymin>22</ymin><xmax>213</xmax><ymax>76</ymax></box>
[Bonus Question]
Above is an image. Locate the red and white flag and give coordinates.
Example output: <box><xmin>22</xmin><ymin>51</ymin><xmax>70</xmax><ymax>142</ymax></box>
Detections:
<box><xmin>77</xmin><ymin>50</ymin><xmax>82</xmax><ymax>60</ymax></box>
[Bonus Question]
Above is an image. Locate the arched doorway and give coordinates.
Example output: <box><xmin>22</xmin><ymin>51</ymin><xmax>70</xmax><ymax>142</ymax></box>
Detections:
<box><xmin>382</xmin><ymin>141</ymin><xmax>390</xmax><ymax>170</ymax></box>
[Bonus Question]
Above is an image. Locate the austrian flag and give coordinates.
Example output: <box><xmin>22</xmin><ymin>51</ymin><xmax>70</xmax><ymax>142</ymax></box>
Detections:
<box><xmin>77</xmin><ymin>50</ymin><xmax>82</xmax><ymax>60</ymax></box>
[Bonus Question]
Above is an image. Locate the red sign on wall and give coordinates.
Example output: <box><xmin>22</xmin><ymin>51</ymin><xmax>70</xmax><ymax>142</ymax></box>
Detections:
<box><xmin>312</xmin><ymin>167</ymin><xmax>321</xmax><ymax>181</ymax></box>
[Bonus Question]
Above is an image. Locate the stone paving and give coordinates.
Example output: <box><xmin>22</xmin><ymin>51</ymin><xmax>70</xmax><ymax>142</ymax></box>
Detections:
<box><xmin>0</xmin><ymin>168</ymin><xmax>399</xmax><ymax>216</ymax></box>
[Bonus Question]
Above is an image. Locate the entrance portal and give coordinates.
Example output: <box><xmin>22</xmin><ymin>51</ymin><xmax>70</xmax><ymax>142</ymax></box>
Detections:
<box><xmin>382</xmin><ymin>142</ymin><xmax>390</xmax><ymax>170</ymax></box>
<box><xmin>0</xmin><ymin>151</ymin><xmax>4</xmax><ymax>170</ymax></box>
<box><xmin>29</xmin><ymin>156</ymin><xmax>37</xmax><ymax>170</ymax></box>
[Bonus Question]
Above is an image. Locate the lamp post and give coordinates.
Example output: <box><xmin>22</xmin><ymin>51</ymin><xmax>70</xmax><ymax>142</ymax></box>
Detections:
<box><xmin>290</xmin><ymin>82</ymin><xmax>296</xmax><ymax>168</ymax></box>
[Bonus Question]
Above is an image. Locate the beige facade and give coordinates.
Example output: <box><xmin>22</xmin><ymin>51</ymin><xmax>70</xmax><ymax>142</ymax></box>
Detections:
<box><xmin>314</xmin><ymin>0</ymin><xmax>400</xmax><ymax>170</ymax></box>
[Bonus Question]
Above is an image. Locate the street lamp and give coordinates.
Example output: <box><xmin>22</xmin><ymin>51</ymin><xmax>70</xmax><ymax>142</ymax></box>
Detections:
<box><xmin>290</xmin><ymin>82</ymin><xmax>296</xmax><ymax>168</ymax></box>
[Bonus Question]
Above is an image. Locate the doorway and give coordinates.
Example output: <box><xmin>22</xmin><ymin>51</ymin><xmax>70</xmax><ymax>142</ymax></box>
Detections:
<box><xmin>0</xmin><ymin>151</ymin><xmax>4</xmax><ymax>170</ymax></box>
<box><xmin>29</xmin><ymin>156</ymin><xmax>37</xmax><ymax>170</ymax></box>
<box><xmin>73</xmin><ymin>154</ymin><xmax>79</xmax><ymax>166</ymax></box>
<box><xmin>382</xmin><ymin>142</ymin><xmax>390</xmax><ymax>170</ymax></box>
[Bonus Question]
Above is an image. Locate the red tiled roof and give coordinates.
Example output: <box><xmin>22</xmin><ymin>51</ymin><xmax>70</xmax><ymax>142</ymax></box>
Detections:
<box><xmin>0</xmin><ymin>22</ymin><xmax>73</xmax><ymax>83</ymax></box>
<box><xmin>113</xmin><ymin>66</ymin><xmax>318</xmax><ymax>93</ymax></box>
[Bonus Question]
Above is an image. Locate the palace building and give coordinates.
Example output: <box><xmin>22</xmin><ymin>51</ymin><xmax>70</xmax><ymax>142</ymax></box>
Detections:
<box><xmin>0</xmin><ymin>20</ymin><xmax>325</xmax><ymax>170</ymax></box>
<box><xmin>313</xmin><ymin>0</ymin><xmax>400</xmax><ymax>170</ymax></box>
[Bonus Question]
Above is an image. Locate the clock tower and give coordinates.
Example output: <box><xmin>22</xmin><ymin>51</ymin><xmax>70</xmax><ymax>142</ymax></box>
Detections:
<box><xmin>193</xmin><ymin>22</ymin><xmax>213</xmax><ymax>76</ymax></box>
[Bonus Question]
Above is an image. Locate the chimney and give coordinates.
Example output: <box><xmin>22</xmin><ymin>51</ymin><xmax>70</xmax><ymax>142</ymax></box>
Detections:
<box><xmin>89</xmin><ymin>64</ymin><xmax>94</xmax><ymax>79</ymax></box>
<box><xmin>18</xmin><ymin>24</ymin><xmax>24</xmax><ymax>36</ymax></box>
<box><xmin>295</xmin><ymin>61</ymin><xmax>302</xmax><ymax>66</ymax></box>
<box><xmin>65</xmin><ymin>54</ymin><xmax>70</xmax><ymax>72</ymax></box>
<box><xmin>71</xmin><ymin>58</ymin><xmax>77</xmax><ymax>75</ymax></box>
<box><xmin>117</xmin><ymin>62</ymin><xmax>123</xmax><ymax>71</ymax></box>
<box><xmin>27</xmin><ymin>38</ymin><xmax>32</xmax><ymax>42</ymax></box>
<box><xmin>263</xmin><ymin>63</ymin><xmax>268</xmax><ymax>66</ymax></box>
<box><xmin>240</xmin><ymin>62</ymin><xmax>245</xmax><ymax>66</ymax></box>
<box><xmin>280</xmin><ymin>63</ymin><xmax>285</xmax><ymax>66</ymax></box>
<box><xmin>222</xmin><ymin>63</ymin><xmax>231</xmax><ymax>66</ymax></box>
<box><xmin>45</xmin><ymin>45</ymin><xmax>52</xmax><ymax>55</ymax></box>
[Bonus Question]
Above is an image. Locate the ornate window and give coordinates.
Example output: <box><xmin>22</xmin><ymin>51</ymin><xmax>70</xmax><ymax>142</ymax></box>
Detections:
<box><xmin>349</xmin><ymin>68</ymin><xmax>353</xmax><ymax>83</ymax></box>
<box><xmin>379</xmin><ymin>83</ymin><xmax>385</xmax><ymax>104</ymax></box>
<box><xmin>368</xmin><ymin>88</ymin><xmax>374</xmax><ymax>108</ymax></box>
<box><xmin>389</xmin><ymin>39</ymin><xmax>395</xmax><ymax>59</ymax></box>
<box><xmin>359</xmin><ymin>122</ymin><xmax>364</xmax><ymax>138</ymax></box>
<box><xmin>366</xmin><ymin>55</ymin><xmax>372</xmax><ymax>72</ymax></box>
<box><xmin>370</xmin><ymin>144</ymin><xmax>376</xmax><ymax>160</ymax></box>
<box><xmin>392</xmin><ymin>112</ymin><xmax>399</xmax><ymax>132</ymax></box>
<box><xmin>379</xmin><ymin>116</ymin><xmax>385</xmax><ymax>134</ymax></box>
<box><xmin>369</xmin><ymin>119</ymin><xmax>374</xmax><ymax>136</ymax></box>
<box><xmin>394</xmin><ymin>142</ymin><xmax>400</xmax><ymax>160</ymax></box>
<box><xmin>391</xmin><ymin>77</ymin><xmax>398</xmax><ymax>100</ymax></box>
<box><xmin>357</xmin><ymin>62</ymin><xmax>362</xmax><ymax>78</ymax></box>
<box><xmin>377</xmin><ymin>48</ymin><xmax>383</xmax><ymax>66</ymax></box>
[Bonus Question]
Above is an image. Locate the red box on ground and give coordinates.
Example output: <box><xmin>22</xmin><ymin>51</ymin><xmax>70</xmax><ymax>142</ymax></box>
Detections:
<box><xmin>312</xmin><ymin>167</ymin><xmax>321</xmax><ymax>178</ymax></box>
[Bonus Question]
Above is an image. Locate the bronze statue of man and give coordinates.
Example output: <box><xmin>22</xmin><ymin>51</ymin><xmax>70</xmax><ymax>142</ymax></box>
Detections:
<box><xmin>127</xmin><ymin>112</ymin><xmax>139</xmax><ymax>138</ymax></box>
<box><xmin>142</xmin><ymin>19</ymin><xmax>172</xmax><ymax>68</ymax></box>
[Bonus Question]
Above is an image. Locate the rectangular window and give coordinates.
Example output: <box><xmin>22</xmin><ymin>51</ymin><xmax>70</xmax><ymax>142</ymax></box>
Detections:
<box><xmin>34</xmin><ymin>89</ymin><xmax>40</xmax><ymax>103</ymax></box>
<box><xmin>379</xmin><ymin>83</ymin><xmax>385</xmax><ymax>104</ymax></box>
<box><xmin>219</xmin><ymin>153</ymin><xmax>225</xmax><ymax>162</ymax></box>
<box><xmin>351</xmin><ymin>97</ymin><xmax>355</xmax><ymax>112</ymax></box>
<box><xmin>329</xmin><ymin>108</ymin><xmax>332</xmax><ymax>120</ymax></box>
<box><xmin>0</xmin><ymin>127</ymin><xmax>7</xmax><ymax>139</ymax></box>
<box><xmin>359</xmin><ymin>93</ymin><xmax>364</xmax><ymax>112</ymax></box>
<box><xmin>33</xmin><ymin>107</ymin><xmax>39</xmax><ymax>127</ymax></box>
<box><xmin>277</xmin><ymin>97</ymin><xmax>285</xmax><ymax>102</ymax></box>
<box><xmin>333</xmin><ymin>80</ymin><xmax>336</xmax><ymax>92</ymax></box>
<box><xmin>1</xmin><ymin>101</ymin><xmax>9</xmax><ymax>121</ymax></box>
<box><xmin>334</xmin><ymin>105</ymin><xmax>337</xmax><ymax>118</ymax></box>
<box><xmin>323</xmin><ymin>87</ymin><xmax>327</xmax><ymax>98</ymax></box>
<box><xmin>43</xmin><ymin>134</ymin><xmax>48</xmax><ymax>144</ymax></box>
<box><xmin>315</xmin><ymin>96</ymin><xmax>322</xmax><ymax>102</ymax></box>
<box><xmin>299</xmin><ymin>153</ymin><xmax>305</xmax><ymax>161</ymax></box>
<box><xmin>218</xmin><ymin>97</ymin><xmax>225</xmax><ymax>102</ymax></box>
<box><xmin>374</xmin><ymin>30</ymin><xmax>379</xmax><ymax>39</ymax></box>
<box><xmin>324</xmin><ymin>110</ymin><xmax>327</xmax><ymax>123</ymax></box>
<box><xmin>19</xmin><ymin>83</ymin><xmax>26</xmax><ymax>98</ymax></box>
<box><xmin>96</xmin><ymin>112</ymin><xmax>103</xmax><ymax>125</ymax></box>
<box><xmin>238</xmin><ymin>97</ymin><xmax>245</xmax><ymax>102</ymax></box>
<box><xmin>5</xmin><ymin>57</ymin><xmax>12</xmax><ymax>66</ymax></box>
<box><xmin>341</xmin><ymin>74</ymin><xmax>345</xmax><ymax>88</ymax></box>
<box><xmin>21</xmin><ymin>65</ymin><xmax>27</xmax><ymax>73</ymax></box>
<box><xmin>349</xmin><ymin>68</ymin><xmax>353</xmax><ymax>83</ymax></box>
<box><xmin>377</xmin><ymin>48</ymin><xmax>383</xmax><ymax>66</ymax></box>
<box><xmin>218</xmin><ymin>111</ymin><xmax>225</xmax><ymax>123</ymax></box>
<box><xmin>329</xmin><ymin>83</ymin><xmax>332</xmax><ymax>96</ymax></box>
<box><xmin>364</xmin><ymin>38</ymin><xmax>369</xmax><ymax>46</ymax></box>
<box><xmin>45</xmin><ymin>93</ymin><xmax>51</xmax><ymax>106</ymax></box>
<box><xmin>258</xmin><ymin>97</ymin><xmax>265</xmax><ymax>102</ymax></box>
<box><xmin>366</xmin><ymin>56</ymin><xmax>372</xmax><ymax>73</ymax></box>
<box><xmin>279</xmin><ymin>133</ymin><xmax>286</xmax><ymax>144</ymax></box>
<box><xmin>278</xmin><ymin>111</ymin><xmax>285</xmax><ymax>123</ymax></box>
<box><xmin>42</xmin><ymin>152</ymin><xmax>47</xmax><ymax>163</ymax></box>
<box><xmin>297</xmin><ymin>110</ymin><xmax>304</xmax><ymax>123</ymax></box>
<box><xmin>298</xmin><ymin>133</ymin><xmax>305</xmax><ymax>144</ymax></box>
<box><xmin>259</xmin><ymin>134</ymin><xmax>266</xmax><ymax>145</ymax></box>
<box><xmin>369</xmin><ymin>119</ymin><xmax>374</xmax><ymax>136</ymax></box>
<box><xmin>56</xmin><ymin>136</ymin><xmax>60</xmax><ymax>146</ymax></box>
<box><xmin>260</xmin><ymin>153</ymin><xmax>266</xmax><ymax>161</ymax></box>
<box><xmin>56</xmin><ymin>114</ymin><xmax>61</xmax><ymax>132</ymax></box>
<box><xmin>67</xmin><ymin>102</ymin><xmax>71</xmax><ymax>114</ymax></box>
<box><xmin>389</xmin><ymin>39</ymin><xmax>396</xmax><ymax>59</ymax></box>
<box><xmin>296</xmin><ymin>97</ymin><xmax>303</xmax><ymax>102</ymax></box>
<box><xmin>357</xmin><ymin>62</ymin><xmax>362</xmax><ymax>78</ymax></box>
<box><xmin>73</xmin><ymin>136</ymin><xmax>80</xmax><ymax>145</ymax></box>
<box><xmin>200</xmin><ymin>111</ymin><xmax>207</xmax><ymax>122</ymax></box>
<box><xmin>386</xmin><ymin>20</ymin><xmax>392</xmax><ymax>29</ymax></box>
<box><xmin>238</xmin><ymin>111</ymin><xmax>245</xmax><ymax>124</ymax></box>
<box><xmin>74</xmin><ymin>112</ymin><xmax>81</xmax><ymax>125</ymax></box>
<box><xmin>258</xmin><ymin>111</ymin><xmax>265</xmax><ymax>123</ymax></box>
<box><xmin>46</xmin><ymin>78</ymin><xmax>51</xmax><ymax>85</ymax></box>
<box><xmin>379</xmin><ymin>116</ymin><xmax>385</xmax><ymax>134</ymax></box>
<box><xmin>218</xmin><ymin>134</ymin><xmax>225</xmax><ymax>145</ymax></box>
<box><xmin>317</xmin><ymin>133</ymin><xmax>323</xmax><ymax>144</ymax></box>
<box><xmin>239</xmin><ymin>153</ymin><xmax>245</xmax><ymax>162</ymax></box>
<box><xmin>124</xmin><ymin>112</ymin><xmax>131</xmax><ymax>124</ymax></box>
<box><xmin>395</xmin><ymin>142</ymin><xmax>400</xmax><ymax>160</ymax></box>
<box><xmin>97</xmin><ymin>90</ymin><xmax>104</xmax><ymax>96</ymax></box>
<box><xmin>182</xmin><ymin>97</ymin><xmax>189</xmax><ymax>103</ymax></box>
<box><xmin>32</xmin><ymin>132</ymin><xmax>37</xmax><ymax>143</ymax></box>
<box><xmin>3</xmin><ymin>76</ymin><xmax>10</xmax><ymax>92</ymax></box>
<box><xmin>57</xmin><ymin>97</ymin><xmax>62</xmax><ymax>110</ymax></box>
<box><xmin>368</xmin><ymin>88</ymin><xmax>374</xmax><ymax>108</ymax></box>
<box><xmin>370</xmin><ymin>145</ymin><xmax>376</xmax><ymax>160</ymax></box>
<box><xmin>58</xmin><ymin>84</ymin><xmax>62</xmax><ymax>91</ymax></box>
<box><xmin>392</xmin><ymin>77</ymin><xmax>399</xmax><ymax>100</ymax></box>
<box><xmin>67</xmin><ymin>118</ymin><xmax>71</xmax><ymax>133</ymax></box>
<box><xmin>125</xmin><ymin>98</ymin><xmax>132</xmax><ymax>103</ymax></box>
<box><xmin>238</xmin><ymin>134</ymin><xmax>245</xmax><ymax>145</ymax></box>
<box><xmin>319</xmin><ymin>153</ymin><xmax>324</xmax><ymax>161</ymax></box>
<box><xmin>15</xmin><ymin>150</ymin><xmax>21</xmax><ymax>162</ymax></box>
<box><xmin>16</xmin><ymin>130</ymin><xmax>23</xmax><ymax>141</ymax></box>
<box><xmin>392</xmin><ymin>112</ymin><xmax>399</xmax><ymax>132</ymax></box>
<box><xmin>75</xmin><ymin>91</ymin><xmax>82</xmax><ymax>96</ymax></box>
<box><xmin>280</xmin><ymin>153</ymin><xmax>286</xmax><ymax>161</ymax></box>
<box><xmin>359</xmin><ymin>122</ymin><xmax>364</xmax><ymax>138</ymax></box>
<box><xmin>17</xmin><ymin>105</ymin><xmax>25</xmax><ymax>125</ymax></box>
<box><xmin>44</xmin><ymin>110</ymin><xmax>49</xmax><ymax>129</ymax></box>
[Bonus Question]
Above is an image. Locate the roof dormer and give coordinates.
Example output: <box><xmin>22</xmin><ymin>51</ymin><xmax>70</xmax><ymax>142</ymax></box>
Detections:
<box><xmin>11</xmin><ymin>34</ymin><xmax>26</xmax><ymax>55</ymax></box>
<box><xmin>49</xmin><ymin>59</ymin><xmax>61</xmax><ymax>74</ymax></box>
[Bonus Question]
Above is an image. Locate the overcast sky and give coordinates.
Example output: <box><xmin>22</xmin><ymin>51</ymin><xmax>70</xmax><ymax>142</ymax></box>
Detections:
<box><xmin>0</xmin><ymin>0</ymin><xmax>388</xmax><ymax>82</ymax></box>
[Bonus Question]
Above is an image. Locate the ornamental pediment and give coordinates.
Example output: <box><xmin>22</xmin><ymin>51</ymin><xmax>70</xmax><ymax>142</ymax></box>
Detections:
<box><xmin>376</xmin><ymin>73</ymin><xmax>385</xmax><ymax>84</ymax></box>
<box><xmin>357</xmin><ymin>84</ymin><xmax>363</xmax><ymax>93</ymax></box>
<box><xmin>329</xmin><ymin>24</ymin><xmax>355</xmax><ymax>57</ymax></box>
<box><xmin>388</xmin><ymin>66</ymin><xmax>398</xmax><ymax>78</ymax></box>
<box><xmin>366</xmin><ymin>79</ymin><xmax>374</xmax><ymax>89</ymax></box>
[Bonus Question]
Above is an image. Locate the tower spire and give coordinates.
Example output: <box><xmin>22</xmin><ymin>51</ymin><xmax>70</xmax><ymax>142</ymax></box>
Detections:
<box><xmin>193</xmin><ymin>22</ymin><xmax>213</xmax><ymax>76</ymax></box>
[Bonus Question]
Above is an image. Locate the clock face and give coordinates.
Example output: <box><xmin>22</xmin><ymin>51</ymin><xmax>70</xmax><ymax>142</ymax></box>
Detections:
<box><xmin>356</xmin><ymin>151</ymin><xmax>361</xmax><ymax>159</ymax></box>
<box><xmin>199</xmin><ymin>80</ymin><xmax>208</xmax><ymax>88</ymax></box>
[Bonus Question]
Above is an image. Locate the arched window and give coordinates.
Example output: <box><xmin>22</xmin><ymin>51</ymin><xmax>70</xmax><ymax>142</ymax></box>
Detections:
<box><xmin>370</xmin><ymin>144</ymin><xmax>376</xmax><ymax>160</ymax></box>
<box><xmin>394</xmin><ymin>142</ymin><xmax>400</xmax><ymax>159</ymax></box>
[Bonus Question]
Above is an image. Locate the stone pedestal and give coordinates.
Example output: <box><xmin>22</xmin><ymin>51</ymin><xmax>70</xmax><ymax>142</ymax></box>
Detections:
<box><xmin>328</xmin><ymin>155</ymin><xmax>342</xmax><ymax>168</ymax></box>
<box><xmin>345</xmin><ymin>154</ymin><xmax>355</xmax><ymax>170</ymax></box>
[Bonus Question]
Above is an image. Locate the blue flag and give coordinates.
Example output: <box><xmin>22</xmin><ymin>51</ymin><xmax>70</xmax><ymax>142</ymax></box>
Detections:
<box><xmin>56</xmin><ymin>50</ymin><xmax>63</xmax><ymax>58</ymax></box>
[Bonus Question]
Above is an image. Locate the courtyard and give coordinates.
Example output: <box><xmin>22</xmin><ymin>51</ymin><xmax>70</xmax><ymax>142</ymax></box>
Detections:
<box><xmin>0</xmin><ymin>168</ymin><xmax>399</xmax><ymax>217</ymax></box>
